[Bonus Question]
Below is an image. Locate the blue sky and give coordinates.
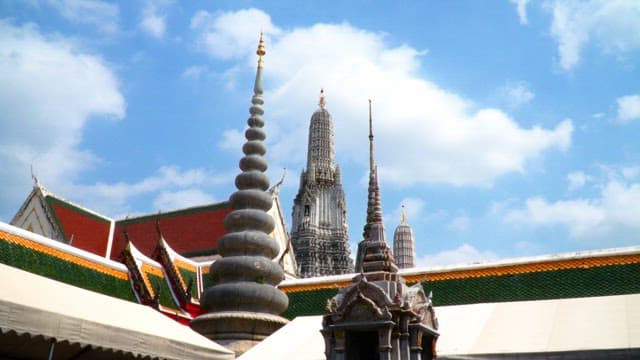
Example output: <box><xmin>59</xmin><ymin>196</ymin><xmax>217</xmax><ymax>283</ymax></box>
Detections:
<box><xmin>1</xmin><ymin>0</ymin><xmax>640</xmax><ymax>266</ymax></box>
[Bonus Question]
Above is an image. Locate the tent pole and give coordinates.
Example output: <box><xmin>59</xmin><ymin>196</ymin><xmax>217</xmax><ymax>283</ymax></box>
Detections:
<box><xmin>47</xmin><ymin>338</ymin><xmax>56</xmax><ymax>360</ymax></box>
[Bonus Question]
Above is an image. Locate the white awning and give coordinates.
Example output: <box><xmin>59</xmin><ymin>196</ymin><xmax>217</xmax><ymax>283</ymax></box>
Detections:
<box><xmin>436</xmin><ymin>293</ymin><xmax>640</xmax><ymax>357</ymax></box>
<box><xmin>239</xmin><ymin>293</ymin><xmax>640</xmax><ymax>359</ymax></box>
<box><xmin>239</xmin><ymin>316</ymin><xmax>325</xmax><ymax>360</ymax></box>
<box><xmin>0</xmin><ymin>263</ymin><xmax>234</xmax><ymax>360</ymax></box>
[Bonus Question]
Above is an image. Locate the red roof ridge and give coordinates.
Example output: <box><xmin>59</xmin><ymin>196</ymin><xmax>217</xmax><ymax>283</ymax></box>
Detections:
<box><xmin>116</xmin><ymin>201</ymin><xmax>230</xmax><ymax>224</ymax></box>
<box><xmin>41</xmin><ymin>187</ymin><xmax>113</xmax><ymax>223</ymax></box>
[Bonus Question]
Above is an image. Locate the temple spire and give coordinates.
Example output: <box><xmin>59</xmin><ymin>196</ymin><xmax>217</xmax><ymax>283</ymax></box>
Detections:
<box><xmin>368</xmin><ymin>99</ymin><xmax>375</xmax><ymax>173</ymax></box>
<box><xmin>394</xmin><ymin>205</ymin><xmax>416</xmax><ymax>269</ymax></box>
<box><xmin>190</xmin><ymin>34</ymin><xmax>288</xmax><ymax>355</ymax></box>
<box><xmin>355</xmin><ymin>100</ymin><xmax>397</xmax><ymax>273</ymax></box>
<box><xmin>365</xmin><ymin>99</ymin><xmax>383</xmax><ymax>228</ymax></box>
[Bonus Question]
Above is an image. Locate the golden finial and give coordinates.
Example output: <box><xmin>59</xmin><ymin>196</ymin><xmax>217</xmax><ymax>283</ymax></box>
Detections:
<box><xmin>256</xmin><ymin>32</ymin><xmax>266</xmax><ymax>68</ymax></box>
<box><xmin>400</xmin><ymin>204</ymin><xmax>407</xmax><ymax>224</ymax></box>
<box><xmin>319</xmin><ymin>88</ymin><xmax>326</xmax><ymax>109</ymax></box>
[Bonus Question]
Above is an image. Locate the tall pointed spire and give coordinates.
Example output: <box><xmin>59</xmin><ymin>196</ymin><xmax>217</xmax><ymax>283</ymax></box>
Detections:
<box><xmin>190</xmin><ymin>34</ymin><xmax>289</xmax><ymax>356</ymax></box>
<box><xmin>355</xmin><ymin>100</ymin><xmax>397</xmax><ymax>273</ymax></box>
<box><xmin>365</xmin><ymin>99</ymin><xmax>384</xmax><ymax>229</ymax></box>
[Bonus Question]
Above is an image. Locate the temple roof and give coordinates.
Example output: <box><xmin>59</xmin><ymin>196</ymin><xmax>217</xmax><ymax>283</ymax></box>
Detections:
<box><xmin>0</xmin><ymin>221</ymin><xmax>135</xmax><ymax>302</ymax></box>
<box><xmin>11</xmin><ymin>182</ymin><xmax>296</xmax><ymax>276</ymax></box>
<box><xmin>280</xmin><ymin>245</ymin><xmax>640</xmax><ymax>319</ymax></box>
<box><xmin>11</xmin><ymin>183</ymin><xmax>114</xmax><ymax>257</ymax></box>
<box><xmin>112</xmin><ymin>202</ymin><xmax>231</xmax><ymax>260</ymax></box>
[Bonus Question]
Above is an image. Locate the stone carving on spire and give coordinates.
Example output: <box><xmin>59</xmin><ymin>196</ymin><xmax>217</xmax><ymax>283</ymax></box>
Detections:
<box><xmin>190</xmin><ymin>34</ymin><xmax>289</xmax><ymax>356</ymax></box>
<box><xmin>290</xmin><ymin>89</ymin><xmax>353</xmax><ymax>278</ymax></box>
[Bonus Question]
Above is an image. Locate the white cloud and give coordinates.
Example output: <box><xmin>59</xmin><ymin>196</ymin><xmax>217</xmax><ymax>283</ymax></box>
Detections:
<box><xmin>140</xmin><ymin>14</ymin><xmax>166</xmax><ymax>39</ymax></box>
<box><xmin>448</xmin><ymin>215</ymin><xmax>471</xmax><ymax>232</ymax></box>
<box><xmin>191</xmin><ymin>9</ymin><xmax>281</xmax><ymax>60</ymax></box>
<box><xmin>505</xmin><ymin>179</ymin><xmax>640</xmax><ymax>241</ymax></box>
<box><xmin>498</xmin><ymin>81</ymin><xmax>535</xmax><ymax>108</ymax></box>
<box><xmin>181</xmin><ymin>65</ymin><xmax>205</xmax><ymax>79</ymax></box>
<box><xmin>546</xmin><ymin>0</ymin><xmax>640</xmax><ymax>71</ymax></box>
<box><xmin>0</xmin><ymin>21</ymin><xmax>124</xmax><ymax>219</ymax></box>
<box><xmin>616</xmin><ymin>94</ymin><xmax>640</xmax><ymax>123</ymax></box>
<box><xmin>622</xmin><ymin>166</ymin><xmax>640</xmax><ymax>180</ymax></box>
<box><xmin>567</xmin><ymin>171</ymin><xmax>592</xmax><ymax>191</ymax></box>
<box><xmin>192</xmin><ymin>9</ymin><xmax>573</xmax><ymax>188</ymax></box>
<box><xmin>510</xmin><ymin>0</ymin><xmax>531</xmax><ymax>25</ymax></box>
<box><xmin>140</xmin><ymin>1</ymin><xmax>168</xmax><ymax>39</ymax></box>
<box><xmin>46</xmin><ymin>0</ymin><xmax>119</xmax><ymax>33</ymax></box>
<box><xmin>218</xmin><ymin>129</ymin><xmax>246</xmax><ymax>152</ymax></box>
<box><xmin>69</xmin><ymin>165</ymin><xmax>233</xmax><ymax>217</ymax></box>
<box><xmin>153</xmin><ymin>188</ymin><xmax>216</xmax><ymax>210</ymax></box>
<box><xmin>417</xmin><ymin>244</ymin><xmax>499</xmax><ymax>267</ymax></box>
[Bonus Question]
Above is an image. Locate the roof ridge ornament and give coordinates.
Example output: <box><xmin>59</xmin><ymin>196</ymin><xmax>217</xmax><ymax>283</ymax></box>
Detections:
<box><xmin>400</xmin><ymin>204</ymin><xmax>406</xmax><ymax>225</ymax></box>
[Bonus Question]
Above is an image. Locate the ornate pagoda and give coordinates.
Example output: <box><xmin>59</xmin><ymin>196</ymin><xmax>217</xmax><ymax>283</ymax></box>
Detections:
<box><xmin>322</xmin><ymin>101</ymin><xmax>438</xmax><ymax>360</ymax></box>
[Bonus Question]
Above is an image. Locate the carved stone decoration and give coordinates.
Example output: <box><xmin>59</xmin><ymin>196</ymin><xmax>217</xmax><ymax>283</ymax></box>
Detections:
<box><xmin>290</xmin><ymin>90</ymin><xmax>353</xmax><ymax>278</ymax></box>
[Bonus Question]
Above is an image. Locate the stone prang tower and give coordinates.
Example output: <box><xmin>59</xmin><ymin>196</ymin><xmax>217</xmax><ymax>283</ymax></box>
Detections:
<box><xmin>290</xmin><ymin>91</ymin><xmax>353</xmax><ymax>278</ymax></box>
<box><xmin>393</xmin><ymin>205</ymin><xmax>416</xmax><ymax>269</ymax></box>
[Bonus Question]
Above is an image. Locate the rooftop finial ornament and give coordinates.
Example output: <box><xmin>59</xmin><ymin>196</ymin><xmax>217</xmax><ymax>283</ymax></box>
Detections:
<box><xmin>257</xmin><ymin>32</ymin><xmax>266</xmax><ymax>68</ymax></box>
<box><xmin>319</xmin><ymin>88</ymin><xmax>326</xmax><ymax>109</ymax></box>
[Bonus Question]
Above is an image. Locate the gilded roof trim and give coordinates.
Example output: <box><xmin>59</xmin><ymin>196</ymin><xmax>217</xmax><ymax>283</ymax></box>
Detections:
<box><xmin>280</xmin><ymin>248</ymin><xmax>640</xmax><ymax>294</ymax></box>
<box><xmin>0</xmin><ymin>229</ymin><xmax>127</xmax><ymax>280</ymax></box>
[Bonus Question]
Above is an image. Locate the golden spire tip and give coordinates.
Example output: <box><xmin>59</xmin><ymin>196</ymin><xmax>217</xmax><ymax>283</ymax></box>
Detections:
<box><xmin>319</xmin><ymin>88</ymin><xmax>326</xmax><ymax>108</ymax></box>
<box><xmin>256</xmin><ymin>32</ymin><xmax>266</xmax><ymax>67</ymax></box>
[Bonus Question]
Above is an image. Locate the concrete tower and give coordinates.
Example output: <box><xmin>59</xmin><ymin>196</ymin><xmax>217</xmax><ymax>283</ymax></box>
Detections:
<box><xmin>190</xmin><ymin>34</ymin><xmax>289</xmax><ymax>355</ymax></box>
<box><xmin>290</xmin><ymin>90</ymin><xmax>353</xmax><ymax>278</ymax></box>
<box><xmin>393</xmin><ymin>205</ymin><xmax>416</xmax><ymax>269</ymax></box>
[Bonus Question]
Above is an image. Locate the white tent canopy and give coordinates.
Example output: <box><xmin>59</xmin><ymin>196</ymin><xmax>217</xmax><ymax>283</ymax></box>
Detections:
<box><xmin>240</xmin><ymin>294</ymin><xmax>640</xmax><ymax>359</ymax></box>
<box><xmin>0</xmin><ymin>263</ymin><xmax>234</xmax><ymax>360</ymax></box>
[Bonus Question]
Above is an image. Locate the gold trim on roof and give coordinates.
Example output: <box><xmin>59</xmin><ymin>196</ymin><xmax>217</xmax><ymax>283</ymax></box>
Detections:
<box><xmin>280</xmin><ymin>253</ymin><xmax>640</xmax><ymax>294</ymax></box>
<box><xmin>173</xmin><ymin>258</ymin><xmax>197</xmax><ymax>289</ymax></box>
<box><xmin>0</xmin><ymin>230</ymin><xmax>128</xmax><ymax>280</ymax></box>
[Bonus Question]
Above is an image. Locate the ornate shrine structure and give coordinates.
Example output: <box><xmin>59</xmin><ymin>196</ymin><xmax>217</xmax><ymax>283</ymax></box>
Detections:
<box><xmin>322</xmin><ymin>101</ymin><xmax>438</xmax><ymax>360</ymax></box>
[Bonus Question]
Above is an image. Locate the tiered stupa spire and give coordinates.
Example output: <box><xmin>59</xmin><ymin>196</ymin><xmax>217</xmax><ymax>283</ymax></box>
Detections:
<box><xmin>393</xmin><ymin>205</ymin><xmax>416</xmax><ymax>269</ymax></box>
<box><xmin>190</xmin><ymin>34</ymin><xmax>289</xmax><ymax>355</ymax></box>
<box><xmin>355</xmin><ymin>100</ymin><xmax>398</xmax><ymax>274</ymax></box>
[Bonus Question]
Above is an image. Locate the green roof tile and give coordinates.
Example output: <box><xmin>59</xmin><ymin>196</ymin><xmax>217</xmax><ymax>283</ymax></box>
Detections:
<box><xmin>0</xmin><ymin>237</ymin><xmax>136</xmax><ymax>302</ymax></box>
<box><xmin>282</xmin><ymin>263</ymin><xmax>640</xmax><ymax>319</ymax></box>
